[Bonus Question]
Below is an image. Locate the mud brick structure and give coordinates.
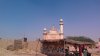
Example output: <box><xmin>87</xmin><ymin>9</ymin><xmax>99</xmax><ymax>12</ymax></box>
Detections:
<box><xmin>14</xmin><ymin>40</ymin><xmax>23</xmax><ymax>50</ymax></box>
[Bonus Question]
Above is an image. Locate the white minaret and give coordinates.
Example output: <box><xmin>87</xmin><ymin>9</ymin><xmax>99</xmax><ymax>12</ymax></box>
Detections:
<box><xmin>43</xmin><ymin>28</ymin><xmax>47</xmax><ymax>40</ymax></box>
<box><xmin>59</xmin><ymin>18</ymin><xmax>64</xmax><ymax>39</ymax></box>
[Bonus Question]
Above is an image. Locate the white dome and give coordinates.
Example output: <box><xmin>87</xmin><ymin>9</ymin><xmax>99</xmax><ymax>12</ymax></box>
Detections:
<box><xmin>60</xmin><ymin>19</ymin><xmax>63</xmax><ymax>21</ymax></box>
<box><xmin>43</xmin><ymin>28</ymin><xmax>47</xmax><ymax>31</ymax></box>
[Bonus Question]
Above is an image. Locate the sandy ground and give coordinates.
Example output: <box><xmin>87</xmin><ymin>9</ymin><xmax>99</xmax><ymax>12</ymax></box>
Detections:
<box><xmin>0</xmin><ymin>48</ymin><xmax>46</xmax><ymax>56</ymax></box>
<box><xmin>0</xmin><ymin>39</ymin><xmax>46</xmax><ymax>56</ymax></box>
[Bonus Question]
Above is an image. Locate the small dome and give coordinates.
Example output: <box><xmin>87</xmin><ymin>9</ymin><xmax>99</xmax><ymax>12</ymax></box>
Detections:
<box><xmin>60</xmin><ymin>19</ymin><xmax>63</xmax><ymax>21</ymax></box>
<box><xmin>43</xmin><ymin>28</ymin><xmax>47</xmax><ymax>31</ymax></box>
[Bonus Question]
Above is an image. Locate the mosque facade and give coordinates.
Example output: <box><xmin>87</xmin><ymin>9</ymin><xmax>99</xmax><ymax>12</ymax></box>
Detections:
<box><xmin>43</xmin><ymin>19</ymin><xmax>64</xmax><ymax>40</ymax></box>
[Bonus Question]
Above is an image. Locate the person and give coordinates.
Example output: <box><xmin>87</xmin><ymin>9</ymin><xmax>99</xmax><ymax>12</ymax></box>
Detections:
<box><xmin>65</xmin><ymin>49</ymin><xmax>69</xmax><ymax>56</ymax></box>
<box><xmin>83</xmin><ymin>48</ymin><xmax>88</xmax><ymax>56</ymax></box>
<box><xmin>87</xmin><ymin>52</ymin><xmax>91</xmax><ymax>56</ymax></box>
<box><xmin>69</xmin><ymin>52</ymin><xmax>75</xmax><ymax>56</ymax></box>
<box><xmin>74</xmin><ymin>50</ymin><xmax>79</xmax><ymax>56</ymax></box>
<box><xmin>65</xmin><ymin>47</ymin><xmax>69</xmax><ymax>56</ymax></box>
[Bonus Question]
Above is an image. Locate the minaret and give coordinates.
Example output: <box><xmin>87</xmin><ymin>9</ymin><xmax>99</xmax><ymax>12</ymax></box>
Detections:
<box><xmin>43</xmin><ymin>28</ymin><xmax>47</xmax><ymax>40</ymax></box>
<box><xmin>59</xmin><ymin>18</ymin><xmax>64</xmax><ymax>39</ymax></box>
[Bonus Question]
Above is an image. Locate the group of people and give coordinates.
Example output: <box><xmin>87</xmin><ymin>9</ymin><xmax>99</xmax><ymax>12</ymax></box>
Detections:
<box><xmin>42</xmin><ymin>45</ymin><xmax>92</xmax><ymax>56</ymax></box>
<box><xmin>65</xmin><ymin>46</ymin><xmax>91</xmax><ymax>56</ymax></box>
<box><xmin>42</xmin><ymin>45</ymin><xmax>64</xmax><ymax>54</ymax></box>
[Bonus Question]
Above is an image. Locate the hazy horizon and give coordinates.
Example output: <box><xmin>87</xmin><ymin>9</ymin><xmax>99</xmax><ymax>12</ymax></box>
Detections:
<box><xmin>0</xmin><ymin>0</ymin><xmax>100</xmax><ymax>41</ymax></box>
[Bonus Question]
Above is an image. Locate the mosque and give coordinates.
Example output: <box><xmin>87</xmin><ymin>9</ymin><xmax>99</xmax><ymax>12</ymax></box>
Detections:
<box><xmin>43</xmin><ymin>19</ymin><xmax>64</xmax><ymax>40</ymax></box>
<box><xmin>41</xmin><ymin>18</ymin><xmax>65</xmax><ymax>56</ymax></box>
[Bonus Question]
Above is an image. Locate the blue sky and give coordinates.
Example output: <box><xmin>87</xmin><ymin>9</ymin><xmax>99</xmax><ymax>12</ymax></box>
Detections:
<box><xmin>0</xmin><ymin>0</ymin><xmax>100</xmax><ymax>41</ymax></box>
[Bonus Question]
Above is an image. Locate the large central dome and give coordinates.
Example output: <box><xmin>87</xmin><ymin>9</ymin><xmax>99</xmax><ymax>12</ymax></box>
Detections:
<box><xmin>48</xmin><ymin>26</ymin><xmax>59</xmax><ymax>35</ymax></box>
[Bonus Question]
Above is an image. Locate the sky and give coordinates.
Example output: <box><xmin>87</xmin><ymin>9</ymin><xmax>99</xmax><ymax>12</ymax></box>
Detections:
<box><xmin>0</xmin><ymin>0</ymin><xmax>100</xmax><ymax>41</ymax></box>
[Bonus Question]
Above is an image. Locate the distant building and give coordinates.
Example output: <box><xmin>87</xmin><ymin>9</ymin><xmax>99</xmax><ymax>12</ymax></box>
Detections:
<box><xmin>13</xmin><ymin>37</ymin><xmax>28</xmax><ymax>50</ymax></box>
<box><xmin>14</xmin><ymin>39</ymin><xmax>23</xmax><ymax>50</ymax></box>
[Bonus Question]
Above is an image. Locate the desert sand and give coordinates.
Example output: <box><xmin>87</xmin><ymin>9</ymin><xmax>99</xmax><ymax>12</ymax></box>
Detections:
<box><xmin>0</xmin><ymin>39</ymin><xmax>46</xmax><ymax>56</ymax></box>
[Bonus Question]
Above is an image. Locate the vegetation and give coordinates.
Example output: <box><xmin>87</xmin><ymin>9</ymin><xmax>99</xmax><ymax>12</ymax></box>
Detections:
<box><xmin>66</xmin><ymin>36</ymin><xmax>95</xmax><ymax>43</ymax></box>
